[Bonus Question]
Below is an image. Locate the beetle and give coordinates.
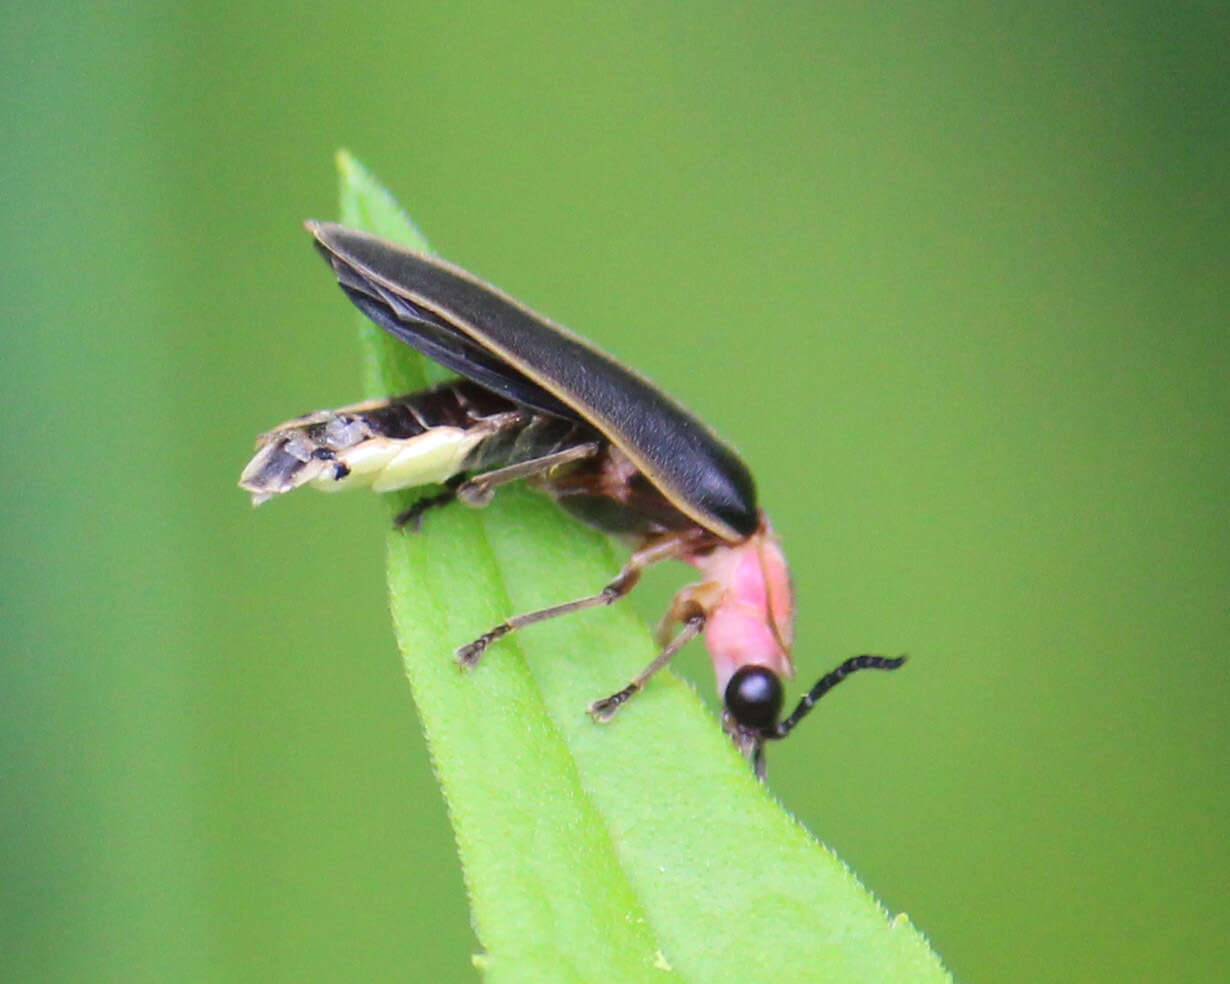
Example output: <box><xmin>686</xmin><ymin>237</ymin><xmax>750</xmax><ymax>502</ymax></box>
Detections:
<box><xmin>240</xmin><ymin>221</ymin><xmax>905</xmax><ymax>774</ymax></box>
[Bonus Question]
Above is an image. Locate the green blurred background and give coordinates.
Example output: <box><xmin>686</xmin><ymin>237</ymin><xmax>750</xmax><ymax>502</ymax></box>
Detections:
<box><xmin>2</xmin><ymin>2</ymin><xmax>1225</xmax><ymax>981</ymax></box>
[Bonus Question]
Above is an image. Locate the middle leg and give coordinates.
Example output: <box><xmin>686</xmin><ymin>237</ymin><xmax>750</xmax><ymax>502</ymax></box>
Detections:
<box><xmin>454</xmin><ymin>534</ymin><xmax>688</xmax><ymax>668</ymax></box>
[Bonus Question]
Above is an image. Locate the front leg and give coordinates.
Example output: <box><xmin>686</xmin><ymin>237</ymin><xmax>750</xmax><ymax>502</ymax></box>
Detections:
<box><xmin>588</xmin><ymin>614</ymin><xmax>706</xmax><ymax>721</ymax></box>
<box><xmin>653</xmin><ymin>580</ymin><xmax>724</xmax><ymax>648</ymax></box>
<box><xmin>591</xmin><ymin>580</ymin><xmax>723</xmax><ymax>721</ymax></box>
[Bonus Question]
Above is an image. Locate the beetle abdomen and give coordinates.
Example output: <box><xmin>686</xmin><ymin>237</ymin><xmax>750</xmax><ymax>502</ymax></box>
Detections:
<box><xmin>239</xmin><ymin>379</ymin><xmax>589</xmax><ymax>504</ymax></box>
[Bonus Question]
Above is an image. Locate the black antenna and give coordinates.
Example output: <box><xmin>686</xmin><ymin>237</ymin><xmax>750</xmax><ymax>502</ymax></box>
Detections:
<box><xmin>765</xmin><ymin>654</ymin><xmax>907</xmax><ymax>740</ymax></box>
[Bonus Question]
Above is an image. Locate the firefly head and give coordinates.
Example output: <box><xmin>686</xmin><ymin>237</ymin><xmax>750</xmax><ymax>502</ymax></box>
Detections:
<box><xmin>723</xmin><ymin>655</ymin><xmax>907</xmax><ymax>778</ymax></box>
<box><xmin>723</xmin><ymin>664</ymin><xmax>784</xmax><ymax>732</ymax></box>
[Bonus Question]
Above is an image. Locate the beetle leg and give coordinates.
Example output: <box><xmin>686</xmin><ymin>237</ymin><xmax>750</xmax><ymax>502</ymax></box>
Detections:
<box><xmin>455</xmin><ymin>441</ymin><xmax>601</xmax><ymax>507</ymax></box>
<box><xmin>653</xmin><ymin>609</ymin><xmax>679</xmax><ymax>649</ymax></box>
<box><xmin>454</xmin><ymin>534</ymin><xmax>687</xmax><ymax>668</ymax></box>
<box><xmin>392</xmin><ymin>475</ymin><xmax>465</xmax><ymax>530</ymax></box>
<box><xmin>590</xmin><ymin>581</ymin><xmax>718</xmax><ymax>720</ymax></box>
<box><xmin>588</xmin><ymin>614</ymin><xmax>706</xmax><ymax>722</ymax></box>
<box><xmin>394</xmin><ymin>441</ymin><xmax>600</xmax><ymax>530</ymax></box>
<box><xmin>651</xmin><ymin>579</ymin><xmax>723</xmax><ymax>648</ymax></box>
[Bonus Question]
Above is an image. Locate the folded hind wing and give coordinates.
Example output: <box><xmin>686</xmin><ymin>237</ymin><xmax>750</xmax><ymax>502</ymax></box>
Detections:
<box><xmin>315</xmin><ymin>240</ymin><xmax>581</xmax><ymax>422</ymax></box>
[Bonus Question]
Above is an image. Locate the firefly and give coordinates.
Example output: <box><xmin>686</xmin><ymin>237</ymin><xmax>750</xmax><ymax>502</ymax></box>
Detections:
<box><xmin>240</xmin><ymin>222</ymin><xmax>905</xmax><ymax>773</ymax></box>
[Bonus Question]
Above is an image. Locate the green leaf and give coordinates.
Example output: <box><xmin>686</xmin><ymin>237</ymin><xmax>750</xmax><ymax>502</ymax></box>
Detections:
<box><xmin>336</xmin><ymin>150</ymin><xmax>952</xmax><ymax>984</ymax></box>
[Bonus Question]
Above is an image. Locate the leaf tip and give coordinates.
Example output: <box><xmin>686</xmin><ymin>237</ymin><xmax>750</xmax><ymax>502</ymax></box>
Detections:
<box><xmin>334</xmin><ymin>146</ymin><xmax>360</xmax><ymax>179</ymax></box>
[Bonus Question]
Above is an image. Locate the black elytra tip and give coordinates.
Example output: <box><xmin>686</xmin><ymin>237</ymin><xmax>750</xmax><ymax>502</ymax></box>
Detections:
<box><xmin>724</xmin><ymin>665</ymin><xmax>784</xmax><ymax>731</ymax></box>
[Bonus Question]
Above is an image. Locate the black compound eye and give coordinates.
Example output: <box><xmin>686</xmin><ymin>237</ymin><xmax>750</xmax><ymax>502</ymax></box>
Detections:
<box><xmin>724</xmin><ymin>665</ymin><xmax>784</xmax><ymax>731</ymax></box>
